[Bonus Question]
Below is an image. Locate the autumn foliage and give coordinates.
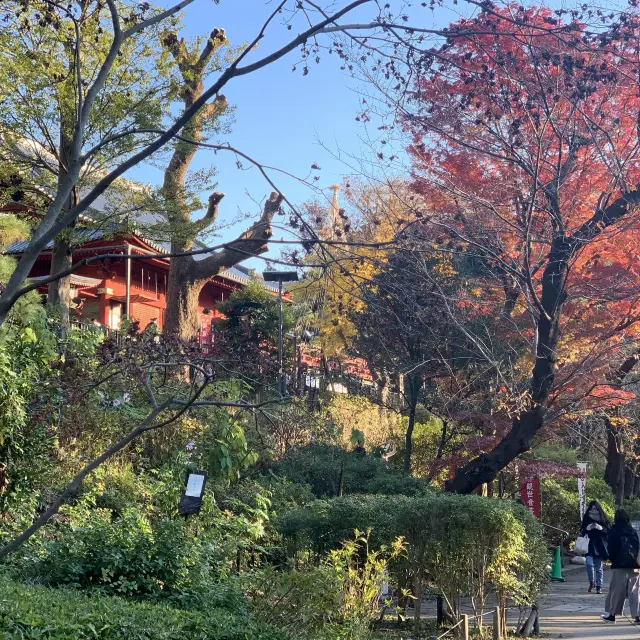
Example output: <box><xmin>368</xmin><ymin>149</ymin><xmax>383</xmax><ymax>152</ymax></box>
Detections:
<box><xmin>400</xmin><ymin>5</ymin><xmax>640</xmax><ymax>491</ymax></box>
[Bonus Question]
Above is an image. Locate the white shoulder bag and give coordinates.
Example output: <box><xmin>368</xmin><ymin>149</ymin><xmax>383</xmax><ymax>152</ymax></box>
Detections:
<box><xmin>574</xmin><ymin>535</ymin><xmax>589</xmax><ymax>556</ymax></box>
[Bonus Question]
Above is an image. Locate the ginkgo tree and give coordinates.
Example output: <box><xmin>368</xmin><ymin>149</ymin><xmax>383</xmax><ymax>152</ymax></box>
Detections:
<box><xmin>397</xmin><ymin>6</ymin><xmax>640</xmax><ymax>493</ymax></box>
<box><xmin>292</xmin><ymin>180</ymin><xmax>413</xmax><ymax>398</ymax></box>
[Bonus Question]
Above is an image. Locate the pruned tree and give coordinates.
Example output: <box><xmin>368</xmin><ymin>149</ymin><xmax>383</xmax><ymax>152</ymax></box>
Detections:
<box><xmin>158</xmin><ymin>26</ymin><xmax>258</xmax><ymax>339</ymax></box>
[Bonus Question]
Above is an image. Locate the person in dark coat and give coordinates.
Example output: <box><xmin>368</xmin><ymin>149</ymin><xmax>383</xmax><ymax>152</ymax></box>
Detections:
<box><xmin>600</xmin><ymin>509</ymin><xmax>640</xmax><ymax>624</ymax></box>
<box><xmin>581</xmin><ymin>500</ymin><xmax>610</xmax><ymax>594</ymax></box>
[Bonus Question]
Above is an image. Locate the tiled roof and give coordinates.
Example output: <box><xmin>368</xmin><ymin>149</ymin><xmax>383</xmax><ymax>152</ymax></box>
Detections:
<box><xmin>5</xmin><ymin>228</ymin><xmax>108</xmax><ymax>253</ymax></box>
<box><xmin>5</xmin><ymin>228</ymin><xmax>279</xmax><ymax>292</ymax></box>
<box><xmin>2</xmin><ymin>138</ymin><xmax>280</xmax><ymax>293</ymax></box>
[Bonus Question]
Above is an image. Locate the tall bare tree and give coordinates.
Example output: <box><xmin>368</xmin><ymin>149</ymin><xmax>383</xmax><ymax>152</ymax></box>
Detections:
<box><xmin>158</xmin><ymin>27</ymin><xmax>285</xmax><ymax>337</ymax></box>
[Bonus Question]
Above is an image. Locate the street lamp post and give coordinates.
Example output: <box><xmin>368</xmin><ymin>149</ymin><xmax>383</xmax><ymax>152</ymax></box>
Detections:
<box><xmin>262</xmin><ymin>270</ymin><xmax>298</xmax><ymax>395</ymax></box>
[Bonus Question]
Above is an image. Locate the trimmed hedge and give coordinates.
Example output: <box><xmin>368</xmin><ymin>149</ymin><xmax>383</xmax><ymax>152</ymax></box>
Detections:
<box><xmin>275</xmin><ymin>442</ymin><xmax>429</xmax><ymax>498</ymax></box>
<box><xmin>0</xmin><ymin>573</ymin><xmax>291</xmax><ymax>640</ymax></box>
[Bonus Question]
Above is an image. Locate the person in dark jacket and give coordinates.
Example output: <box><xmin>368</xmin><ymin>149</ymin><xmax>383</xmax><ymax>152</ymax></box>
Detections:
<box><xmin>600</xmin><ymin>509</ymin><xmax>640</xmax><ymax>624</ymax></box>
<box><xmin>581</xmin><ymin>500</ymin><xmax>609</xmax><ymax>593</ymax></box>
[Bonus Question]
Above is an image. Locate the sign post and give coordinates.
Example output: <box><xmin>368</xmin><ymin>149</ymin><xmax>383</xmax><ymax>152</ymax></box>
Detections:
<box><xmin>519</xmin><ymin>475</ymin><xmax>541</xmax><ymax>518</ymax></box>
<box><xmin>178</xmin><ymin>470</ymin><xmax>208</xmax><ymax>517</ymax></box>
<box><xmin>577</xmin><ymin>462</ymin><xmax>587</xmax><ymax>519</ymax></box>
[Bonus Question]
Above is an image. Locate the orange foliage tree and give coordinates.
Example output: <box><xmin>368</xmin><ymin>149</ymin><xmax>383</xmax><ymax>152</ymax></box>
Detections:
<box><xmin>401</xmin><ymin>6</ymin><xmax>640</xmax><ymax>493</ymax></box>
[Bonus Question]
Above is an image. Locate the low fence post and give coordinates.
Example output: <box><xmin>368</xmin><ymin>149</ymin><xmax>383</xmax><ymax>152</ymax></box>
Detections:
<box><xmin>492</xmin><ymin>607</ymin><xmax>501</xmax><ymax>640</ymax></box>
<box><xmin>461</xmin><ymin>614</ymin><xmax>469</xmax><ymax>640</ymax></box>
<box><xmin>437</xmin><ymin>595</ymin><xmax>444</xmax><ymax>627</ymax></box>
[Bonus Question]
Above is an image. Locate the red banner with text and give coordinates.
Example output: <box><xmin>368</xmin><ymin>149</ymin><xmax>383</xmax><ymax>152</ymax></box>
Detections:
<box><xmin>520</xmin><ymin>475</ymin><xmax>541</xmax><ymax>518</ymax></box>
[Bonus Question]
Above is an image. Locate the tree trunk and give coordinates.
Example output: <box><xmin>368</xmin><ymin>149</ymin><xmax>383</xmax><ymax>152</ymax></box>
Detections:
<box><xmin>404</xmin><ymin>402</ymin><xmax>416</xmax><ymax>475</ymax></box>
<box><xmin>624</xmin><ymin>463</ymin><xmax>635</xmax><ymax>501</ymax></box>
<box><xmin>48</xmin><ymin>236</ymin><xmax>73</xmax><ymax>331</ymax></box>
<box><xmin>617</xmin><ymin>470</ymin><xmax>626</xmax><ymax>506</ymax></box>
<box><xmin>605</xmin><ymin>414</ymin><xmax>626</xmax><ymax>502</ymax></box>
<box><xmin>48</xmin><ymin>127</ymin><xmax>76</xmax><ymax>332</ymax></box>
<box><xmin>377</xmin><ymin>373</ymin><xmax>389</xmax><ymax>417</ymax></box>
<box><xmin>446</xmin><ymin>406</ymin><xmax>545</xmax><ymax>494</ymax></box>
<box><xmin>163</xmin><ymin>257</ymin><xmax>204</xmax><ymax>340</ymax></box>
<box><xmin>403</xmin><ymin>374</ymin><xmax>421</xmax><ymax>475</ymax></box>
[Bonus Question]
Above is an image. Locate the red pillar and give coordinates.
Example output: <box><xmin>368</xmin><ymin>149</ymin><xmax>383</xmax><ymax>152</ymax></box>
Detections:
<box><xmin>98</xmin><ymin>294</ymin><xmax>110</xmax><ymax>326</ymax></box>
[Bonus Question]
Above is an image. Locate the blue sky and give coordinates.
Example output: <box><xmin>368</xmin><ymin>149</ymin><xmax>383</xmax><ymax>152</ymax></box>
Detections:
<box><xmin>126</xmin><ymin>0</ymin><xmax>466</xmax><ymax>268</ymax></box>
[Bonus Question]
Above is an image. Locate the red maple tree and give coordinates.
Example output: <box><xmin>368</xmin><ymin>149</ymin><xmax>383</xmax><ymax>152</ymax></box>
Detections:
<box><xmin>401</xmin><ymin>5</ymin><xmax>640</xmax><ymax>493</ymax></box>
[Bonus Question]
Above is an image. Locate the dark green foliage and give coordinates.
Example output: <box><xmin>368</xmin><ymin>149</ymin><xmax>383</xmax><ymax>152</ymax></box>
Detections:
<box><xmin>21</xmin><ymin>509</ymin><xmax>225</xmax><ymax>604</ymax></box>
<box><xmin>274</xmin><ymin>443</ymin><xmax>429</xmax><ymax>498</ymax></box>
<box><xmin>281</xmin><ymin>492</ymin><xmax>550</xmax><ymax>622</ymax></box>
<box><xmin>214</xmin><ymin>280</ymin><xmax>294</xmax><ymax>388</ymax></box>
<box><xmin>281</xmin><ymin>494</ymin><xmax>397</xmax><ymax>554</ymax></box>
<box><xmin>218</xmin><ymin>280</ymin><xmax>293</xmax><ymax>346</ymax></box>
<box><xmin>0</xmin><ymin>572</ymin><xmax>290</xmax><ymax>640</ymax></box>
<box><xmin>0</xmin><ymin>327</ymin><xmax>58</xmax><ymax>526</ymax></box>
<box><xmin>541</xmin><ymin>476</ymin><xmax>615</xmax><ymax>540</ymax></box>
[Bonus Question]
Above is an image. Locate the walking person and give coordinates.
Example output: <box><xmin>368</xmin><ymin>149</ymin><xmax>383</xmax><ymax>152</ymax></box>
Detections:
<box><xmin>600</xmin><ymin>509</ymin><xmax>640</xmax><ymax>624</ymax></box>
<box><xmin>581</xmin><ymin>500</ymin><xmax>610</xmax><ymax>594</ymax></box>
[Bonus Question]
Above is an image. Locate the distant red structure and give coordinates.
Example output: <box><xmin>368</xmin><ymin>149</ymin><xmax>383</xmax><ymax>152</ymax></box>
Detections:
<box><xmin>6</xmin><ymin>217</ymin><xmax>370</xmax><ymax>383</ymax></box>
<box><xmin>299</xmin><ymin>348</ymin><xmax>371</xmax><ymax>382</ymax></box>
<box><xmin>6</xmin><ymin>228</ymin><xmax>262</xmax><ymax>343</ymax></box>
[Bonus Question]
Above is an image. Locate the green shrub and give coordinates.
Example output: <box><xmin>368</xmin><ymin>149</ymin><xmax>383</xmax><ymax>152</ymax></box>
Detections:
<box><xmin>275</xmin><ymin>443</ymin><xmax>428</xmax><ymax>498</ymax></box>
<box><xmin>280</xmin><ymin>494</ymin><xmax>398</xmax><ymax>555</ymax></box>
<box><xmin>243</xmin><ymin>565</ymin><xmax>342</xmax><ymax>636</ymax></box>
<box><xmin>22</xmin><ymin>509</ymin><xmax>218</xmax><ymax>601</ymax></box>
<box><xmin>244</xmin><ymin>532</ymin><xmax>404</xmax><ymax>640</ymax></box>
<box><xmin>0</xmin><ymin>572</ymin><xmax>290</xmax><ymax>640</ymax></box>
<box><xmin>282</xmin><ymin>492</ymin><xmax>548</xmax><ymax>624</ymax></box>
<box><xmin>540</xmin><ymin>477</ymin><xmax>615</xmax><ymax>540</ymax></box>
<box><xmin>624</xmin><ymin>500</ymin><xmax>640</xmax><ymax>520</ymax></box>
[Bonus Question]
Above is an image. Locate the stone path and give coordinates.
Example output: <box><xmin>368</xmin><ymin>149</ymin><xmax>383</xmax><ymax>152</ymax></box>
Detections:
<box><xmin>414</xmin><ymin>564</ymin><xmax>640</xmax><ymax>638</ymax></box>
<box><xmin>531</xmin><ymin>565</ymin><xmax>640</xmax><ymax>639</ymax></box>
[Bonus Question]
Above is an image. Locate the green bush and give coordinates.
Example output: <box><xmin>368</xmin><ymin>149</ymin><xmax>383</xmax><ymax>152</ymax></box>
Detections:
<box><xmin>282</xmin><ymin>492</ymin><xmax>549</xmax><ymax>622</ymax></box>
<box><xmin>275</xmin><ymin>443</ymin><xmax>428</xmax><ymax>498</ymax></box>
<box><xmin>243</xmin><ymin>565</ymin><xmax>342</xmax><ymax>636</ymax></box>
<box><xmin>244</xmin><ymin>532</ymin><xmax>404</xmax><ymax>640</ymax></box>
<box><xmin>540</xmin><ymin>476</ymin><xmax>615</xmax><ymax>540</ymax></box>
<box><xmin>0</xmin><ymin>573</ymin><xmax>290</xmax><ymax>640</ymax></box>
<box><xmin>22</xmin><ymin>509</ymin><xmax>218</xmax><ymax>601</ymax></box>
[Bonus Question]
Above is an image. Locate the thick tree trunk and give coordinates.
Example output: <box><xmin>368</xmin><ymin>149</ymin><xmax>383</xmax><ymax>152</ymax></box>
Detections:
<box><xmin>48</xmin><ymin>236</ymin><xmax>72</xmax><ymax>330</ymax></box>
<box><xmin>605</xmin><ymin>416</ymin><xmax>625</xmax><ymax>501</ymax></box>
<box><xmin>163</xmin><ymin>257</ymin><xmax>205</xmax><ymax>340</ymax></box>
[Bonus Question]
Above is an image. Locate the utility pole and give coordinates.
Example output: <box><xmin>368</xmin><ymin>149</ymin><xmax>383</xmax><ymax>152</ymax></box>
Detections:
<box><xmin>262</xmin><ymin>270</ymin><xmax>298</xmax><ymax>395</ymax></box>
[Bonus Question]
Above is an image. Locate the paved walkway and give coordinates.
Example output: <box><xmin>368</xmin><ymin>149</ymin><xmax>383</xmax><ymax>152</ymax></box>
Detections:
<box><xmin>413</xmin><ymin>564</ymin><xmax>640</xmax><ymax>638</ymax></box>
<box><xmin>532</xmin><ymin>565</ymin><xmax>640</xmax><ymax>639</ymax></box>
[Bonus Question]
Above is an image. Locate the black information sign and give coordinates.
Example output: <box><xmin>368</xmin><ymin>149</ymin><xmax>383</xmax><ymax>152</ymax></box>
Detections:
<box><xmin>178</xmin><ymin>470</ymin><xmax>208</xmax><ymax>516</ymax></box>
